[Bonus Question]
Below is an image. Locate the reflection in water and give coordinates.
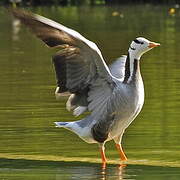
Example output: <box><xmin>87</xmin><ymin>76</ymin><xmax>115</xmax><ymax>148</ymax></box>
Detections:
<box><xmin>54</xmin><ymin>164</ymin><xmax>128</xmax><ymax>180</ymax></box>
<box><xmin>11</xmin><ymin>18</ymin><xmax>21</xmax><ymax>41</ymax></box>
<box><xmin>117</xmin><ymin>165</ymin><xmax>127</xmax><ymax>180</ymax></box>
<box><xmin>100</xmin><ymin>165</ymin><xmax>126</xmax><ymax>180</ymax></box>
<box><xmin>0</xmin><ymin>158</ymin><xmax>180</xmax><ymax>180</ymax></box>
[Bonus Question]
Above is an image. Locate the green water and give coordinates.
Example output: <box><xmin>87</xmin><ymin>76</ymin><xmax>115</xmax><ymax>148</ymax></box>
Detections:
<box><xmin>0</xmin><ymin>4</ymin><xmax>180</xmax><ymax>179</ymax></box>
<box><xmin>0</xmin><ymin>159</ymin><xmax>180</xmax><ymax>180</ymax></box>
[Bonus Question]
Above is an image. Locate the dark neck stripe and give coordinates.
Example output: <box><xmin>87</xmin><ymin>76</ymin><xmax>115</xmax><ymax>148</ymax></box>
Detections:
<box><xmin>123</xmin><ymin>55</ymin><xmax>139</xmax><ymax>83</ymax></box>
<box><xmin>123</xmin><ymin>53</ymin><xmax>130</xmax><ymax>83</ymax></box>
<box><xmin>131</xmin><ymin>59</ymin><xmax>139</xmax><ymax>81</ymax></box>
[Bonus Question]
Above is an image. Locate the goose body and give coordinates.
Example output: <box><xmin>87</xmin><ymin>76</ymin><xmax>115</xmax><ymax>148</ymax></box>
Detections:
<box><xmin>58</xmin><ymin>68</ymin><xmax>144</xmax><ymax>144</ymax></box>
<box><xmin>11</xmin><ymin>9</ymin><xmax>160</xmax><ymax>167</ymax></box>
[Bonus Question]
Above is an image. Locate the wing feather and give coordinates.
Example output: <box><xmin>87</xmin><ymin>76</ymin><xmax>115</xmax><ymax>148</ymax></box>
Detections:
<box><xmin>10</xmin><ymin>8</ymin><xmax>112</xmax><ymax>80</ymax></box>
<box><xmin>109</xmin><ymin>55</ymin><xmax>127</xmax><ymax>80</ymax></box>
<box><xmin>11</xmin><ymin>9</ymin><xmax>123</xmax><ymax>137</ymax></box>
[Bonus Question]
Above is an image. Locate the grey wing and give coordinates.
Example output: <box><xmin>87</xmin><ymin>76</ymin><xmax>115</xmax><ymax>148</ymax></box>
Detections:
<box><xmin>88</xmin><ymin>56</ymin><xmax>128</xmax><ymax>142</ymax></box>
<box><xmin>11</xmin><ymin>9</ymin><xmax>115</xmax><ymax>112</ymax></box>
<box><xmin>10</xmin><ymin>9</ymin><xmax>112</xmax><ymax>78</ymax></box>
<box><xmin>88</xmin><ymin>83</ymin><xmax>123</xmax><ymax>143</ymax></box>
<box><xmin>88</xmin><ymin>55</ymin><xmax>127</xmax><ymax>117</ymax></box>
<box><xmin>109</xmin><ymin>55</ymin><xmax>127</xmax><ymax>80</ymax></box>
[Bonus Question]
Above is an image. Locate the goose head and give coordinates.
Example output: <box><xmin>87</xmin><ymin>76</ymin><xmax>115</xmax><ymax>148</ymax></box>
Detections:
<box><xmin>128</xmin><ymin>37</ymin><xmax>160</xmax><ymax>60</ymax></box>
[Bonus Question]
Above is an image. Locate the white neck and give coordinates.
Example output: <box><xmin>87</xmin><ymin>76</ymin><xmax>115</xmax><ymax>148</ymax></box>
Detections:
<box><xmin>128</xmin><ymin>48</ymin><xmax>142</xmax><ymax>60</ymax></box>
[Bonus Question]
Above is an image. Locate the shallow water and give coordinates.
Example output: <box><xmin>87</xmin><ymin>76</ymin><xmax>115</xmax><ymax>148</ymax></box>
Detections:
<box><xmin>1</xmin><ymin>158</ymin><xmax>180</xmax><ymax>180</ymax></box>
<box><xmin>0</xmin><ymin>4</ymin><xmax>180</xmax><ymax>179</ymax></box>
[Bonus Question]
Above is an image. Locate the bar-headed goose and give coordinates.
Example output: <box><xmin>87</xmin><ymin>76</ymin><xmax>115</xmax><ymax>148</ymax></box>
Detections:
<box><xmin>11</xmin><ymin>9</ymin><xmax>160</xmax><ymax>168</ymax></box>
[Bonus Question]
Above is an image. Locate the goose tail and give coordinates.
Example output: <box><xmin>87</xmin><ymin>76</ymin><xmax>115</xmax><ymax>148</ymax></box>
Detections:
<box><xmin>54</xmin><ymin>120</ymin><xmax>96</xmax><ymax>144</ymax></box>
<box><xmin>54</xmin><ymin>121</ymin><xmax>70</xmax><ymax>128</ymax></box>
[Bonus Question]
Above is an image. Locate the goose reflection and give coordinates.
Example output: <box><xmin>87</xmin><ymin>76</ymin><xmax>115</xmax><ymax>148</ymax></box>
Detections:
<box><xmin>55</xmin><ymin>164</ymin><xmax>128</xmax><ymax>180</ymax></box>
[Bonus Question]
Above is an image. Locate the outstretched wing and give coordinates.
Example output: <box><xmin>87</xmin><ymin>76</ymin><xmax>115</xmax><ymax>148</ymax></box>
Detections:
<box><xmin>11</xmin><ymin>9</ymin><xmax>126</xmax><ymax>143</ymax></box>
<box><xmin>11</xmin><ymin>9</ymin><xmax>114</xmax><ymax>91</ymax></box>
<box><xmin>109</xmin><ymin>55</ymin><xmax>127</xmax><ymax>80</ymax></box>
<box><xmin>10</xmin><ymin>9</ymin><xmax>115</xmax><ymax>101</ymax></box>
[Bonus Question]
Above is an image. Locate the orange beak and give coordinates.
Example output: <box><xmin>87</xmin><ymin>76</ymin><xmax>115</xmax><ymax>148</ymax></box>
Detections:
<box><xmin>148</xmin><ymin>42</ymin><xmax>160</xmax><ymax>48</ymax></box>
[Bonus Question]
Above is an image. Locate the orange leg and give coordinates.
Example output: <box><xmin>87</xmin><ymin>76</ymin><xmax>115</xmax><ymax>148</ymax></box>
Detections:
<box><xmin>99</xmin><ymin>144</ymin><xmax>107</xmax><ymax>169</ymax></box>
<box><xmin>115</xmin><ymin>143</ymin><xmax>127</xmax><ymax>161</ymax></box>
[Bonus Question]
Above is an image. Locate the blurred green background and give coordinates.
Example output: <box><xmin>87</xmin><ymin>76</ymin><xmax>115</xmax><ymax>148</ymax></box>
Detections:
<box><xmin>1</xmin><ymin>0</ymin><xmax>180</xmax><ymax>6</ymax></box>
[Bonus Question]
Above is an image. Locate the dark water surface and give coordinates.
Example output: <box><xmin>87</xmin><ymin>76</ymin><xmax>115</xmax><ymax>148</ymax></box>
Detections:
<box><xmin>0</xmin><ymin>4</ymin><xmax>180</xmax><ymax>179</ymax></box>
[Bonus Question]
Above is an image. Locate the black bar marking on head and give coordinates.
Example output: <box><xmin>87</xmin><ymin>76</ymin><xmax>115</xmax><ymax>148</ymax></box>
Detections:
<box><xmin>133</xmin><ymin>39</ymin><xmax>144</xmax><ymax>44</ymax></box>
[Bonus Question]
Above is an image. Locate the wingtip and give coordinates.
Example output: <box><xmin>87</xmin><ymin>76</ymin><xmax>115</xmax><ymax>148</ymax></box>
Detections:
<box><xmin>8</xmin><ymin>7</ymin><xmax>34</xmax><ymax>21</ymax></box>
